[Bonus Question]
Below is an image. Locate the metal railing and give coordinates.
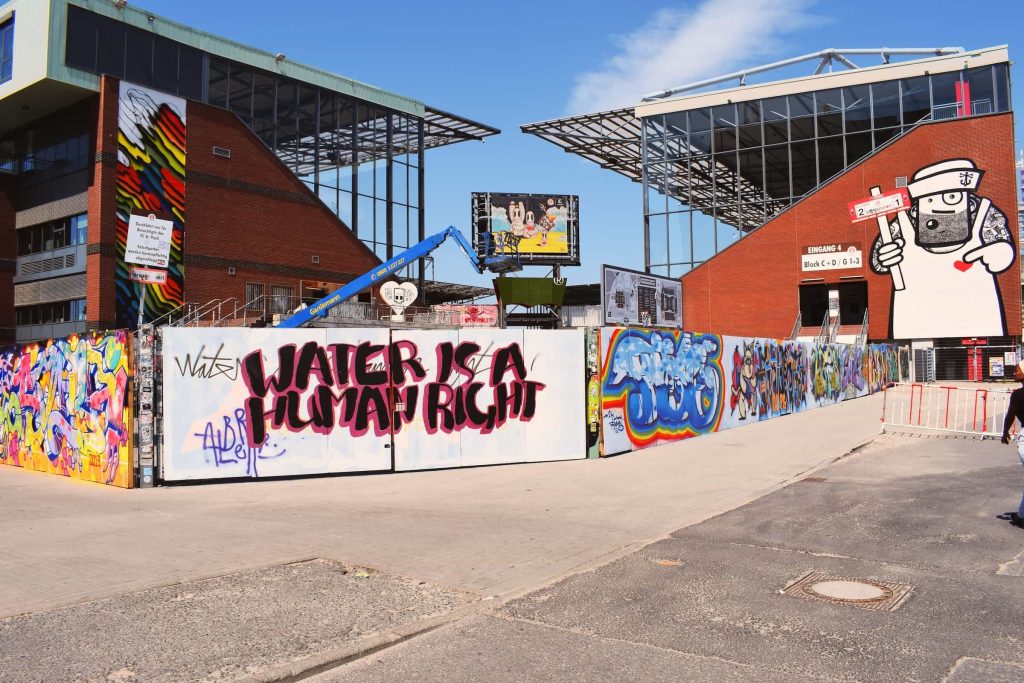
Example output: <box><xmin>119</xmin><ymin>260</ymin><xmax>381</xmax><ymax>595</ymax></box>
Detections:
<box><xmin>816</xmin><ymin>312</ymin><xmax>830</xmax><ymax>344</ymax></box>
<box><xmin>856</xmin><ymin>310</ymin><xmax>869</xmax><ymax>347</ymax></box>
<box><xmin>790</xmin><ymin>312</ymin><xmax>802</xmax><ymax>340</ymax></box>
<box><xmin>881</xmin><ymin>382</ymin><xmax>1012</xmax><ymax>437</ymax></box>
<box><xmin>148</xmin><ymin>300</ymin><xmax>199</xmax><ymax>327</ymax></box>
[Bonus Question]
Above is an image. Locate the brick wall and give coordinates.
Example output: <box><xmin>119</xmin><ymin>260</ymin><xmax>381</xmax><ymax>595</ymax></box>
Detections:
<box><xmin>86</xmin><ymin>78</ymin><xmax>117</xmax><ymax>331</ymax></box>
<box><xmin>0</xmin><ymin>174</ymin><xmax>15</xmax><ymax>345</ymax></box>
<box><xmin>681</xmin><ymin>114</ymin><xmax>1021</xmax><ymax>340</ymax></box>
<box><xmin>87</xmin><ymin>77</ymin><xmax>381</xmax><ymax>327</ymax></box>
<box><xmin>181</xmin><ymin>99</ymin><xmax>381</xmax><ymax>314</ymax></box>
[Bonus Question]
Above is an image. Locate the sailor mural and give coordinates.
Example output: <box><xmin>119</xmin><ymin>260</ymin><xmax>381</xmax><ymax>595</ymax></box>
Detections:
<box><xmin>869</xmin><ymin>159</ymin><xmax>1015</xmax><ymax>338</ymax></box>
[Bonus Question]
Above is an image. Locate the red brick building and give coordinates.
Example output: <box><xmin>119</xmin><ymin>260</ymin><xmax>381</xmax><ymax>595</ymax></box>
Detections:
<box><xmin>681</xmin><ymin>114</ymin><xmax>1021</xmax><ymax>344</ymax></box>
<box><xmin>526</xmin><ymin>46</ymin><xmax>1019</xmax><ymax>379</ymax></box>
<box><xmin>0</xmin><ymin>0</ymin><xmax>496</xmax><ymax>344</ymax></box>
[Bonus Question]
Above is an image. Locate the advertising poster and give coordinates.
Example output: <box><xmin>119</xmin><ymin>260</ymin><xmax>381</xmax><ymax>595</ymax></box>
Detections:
<box><xmin>601</xmin><ymin>264</ymin><xmax>682</xmax><ymax>328</ymax></box>
<box><xmin>471</xmin><ymin>192</ymin><xmax>579</xmax><ymax>265</ymax></box>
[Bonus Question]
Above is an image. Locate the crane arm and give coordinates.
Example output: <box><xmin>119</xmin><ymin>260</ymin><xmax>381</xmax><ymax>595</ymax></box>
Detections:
<box><xmin>275</xmin><ymin>226</ymin><xmax>488</xmax><ymax>328</ymax></box>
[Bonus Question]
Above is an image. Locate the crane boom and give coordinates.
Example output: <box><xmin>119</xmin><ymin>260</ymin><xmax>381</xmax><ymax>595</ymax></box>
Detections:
<box><xmin>275</xmin><ymin>226</ymin><xmax>512</xmax><ymax>328</ymax></box>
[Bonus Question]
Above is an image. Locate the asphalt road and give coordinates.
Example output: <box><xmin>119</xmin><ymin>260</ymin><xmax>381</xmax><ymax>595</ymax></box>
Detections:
<box><xmin>319</xmin><ymin>434</ymin><xmax>1024</xmax><ymax>682</ymax></box>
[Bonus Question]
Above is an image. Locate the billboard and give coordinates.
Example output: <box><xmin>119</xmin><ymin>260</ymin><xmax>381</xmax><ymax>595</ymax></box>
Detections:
<box><xmin>471</xmin><ymin>193</ymin><xmax>579</xmax><ymax>265</ymax></box>
<box><xmin>601</xmin><ymin>265</ymin><xmax>682</xmax><ymax>328</ymax></box>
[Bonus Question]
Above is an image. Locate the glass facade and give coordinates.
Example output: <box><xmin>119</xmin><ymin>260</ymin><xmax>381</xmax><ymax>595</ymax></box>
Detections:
<box><xmin>17</xmin><ymin>213</ymin><xmax>88</xmax><ymax>255</ymax></box>
<box><xmin>642</xmin><ymin>64</ymin><xmax>1013</xmax><ymax>277</ymax></box>
<box><xmin>0</xmin><ymin>104</ymin><xmax>93</xmax><ymax>211</ymax></box>
<box><xmin>16</xmin><ymin>298</ymin><xmax>87</xmax><ymax>326</ymax></box>
<box><xmin>65</xmin><ymin>4</ymin><xmax>427</xmax><ymax>275</ymax></box>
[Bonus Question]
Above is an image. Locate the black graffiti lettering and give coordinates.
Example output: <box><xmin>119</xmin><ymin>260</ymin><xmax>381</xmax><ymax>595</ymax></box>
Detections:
<box><xmin>354</xmin><ymin>342</ymin><xmax>388</xmax><ymax>386</ymax></box>
<box><xmin>241</xmin><ymin>340</ymin><xmax>547</xmax><ymax>445</ymax></box>
<box><xmin>242</xmin><ymin>344</ymin><xmax>296</xmax><ymax>399</ymax></box>
<box><xmin>295</xmin><ymin>341</ymin><xmax>334</xmax><ymax>390</ymax></box>
<box><xmin>174</xmin><ymin>343</ymin><xmax>240</xmax><ymax>381</ymax></box>
<box><xmin>425</xmin><ymin>382</ymin><xmax>456</xmax><ymax>432</ymax></box>
<box><xmin>389</xmin><ymin>341</ymin><xmax>426</xmax><ymax>385</ymax></box>
<box><xmin>490</xmin><ymin>343</ymin><xmax>527</xmax><ymax>385</ymax></box>
<box><xmin>354</xmin><ymin>387</ymin><xmax>390</xmax><ymax>434</ymax></box>
<box><xmin>463</xmin><ymin>383</ymin><xmax>490</xmax><ymax>427</ymax></box>
<box><xmin>455</xmin><ymin>342</ymin><xmax>481</xmax><ymax>381</ymax></box>
<box><xmin>327</xmin><ymin>343</ymin><xmax>354</xmax><ymax>385</ymax></box>
<box><xmin>436</xmin><ymin>342</ymin><xmax>455</xmax><ymax>384</ymax></box>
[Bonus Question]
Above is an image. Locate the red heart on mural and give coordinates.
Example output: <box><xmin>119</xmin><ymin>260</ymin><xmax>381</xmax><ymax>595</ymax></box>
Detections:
<box><xmin>953</xmin><ymin>260</ymin><xmax>973</xmax><ymax>272</ymax></box>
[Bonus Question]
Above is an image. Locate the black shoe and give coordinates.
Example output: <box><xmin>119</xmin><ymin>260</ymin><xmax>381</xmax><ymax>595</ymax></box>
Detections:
<box><xmin>1011</xmin><ymin>513</ymin><xmax>1024</xmax><ymax>529</ymax></box>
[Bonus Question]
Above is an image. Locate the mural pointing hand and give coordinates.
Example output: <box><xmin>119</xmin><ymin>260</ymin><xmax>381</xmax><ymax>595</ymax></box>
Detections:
<box><xmin>962</xmin><ymin>240</ymin><xmax>1015</xmax><ymax>274</ymax></box>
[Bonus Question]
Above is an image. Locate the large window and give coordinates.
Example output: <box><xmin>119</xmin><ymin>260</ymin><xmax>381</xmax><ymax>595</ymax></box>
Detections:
<box><xmin>17</xmin><ymin>214</ymin><xmax>88</xmax><ymax>256</ymax></box>
<box><xmin>16</xmin><ymin>299</ymin><xmax>87</xmax><ymax>326</ymax></box>
<box><xmin>65</xmin><ymin>5</ymin><xmax>203</xmax><ymax>100</ymax></box>
<box><xmin>642</xmin><ymin>64</ymin><xmax>1013</xmax><ymax>276</ymax></box>
<box><xmin>0</xmin><ymin>14</ymin><xmax>13</xmax><ymax>83</ymax></box>
<box><xmin>64</xmin><ymin>5</ymin><xmax>428</xmax><ymax>275</ymax></box>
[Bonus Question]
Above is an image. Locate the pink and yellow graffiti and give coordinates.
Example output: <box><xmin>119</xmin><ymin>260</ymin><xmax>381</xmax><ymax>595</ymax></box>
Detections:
<box><xmin>0</xmin><ymin>331</ymin><xmax>133</xmax><ymax>488</ymax></box>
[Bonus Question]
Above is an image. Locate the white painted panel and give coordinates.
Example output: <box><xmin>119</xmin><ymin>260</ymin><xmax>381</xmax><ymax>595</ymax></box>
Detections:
<box><xmin>458</xmin><ymin>328</ymin><xmax>526</xmax><ymax>468</ymax></box>
<box><xmin>521</xmin><ymin>329</ymin><xmax>586</xmax><ymax>462</ymax></box>
<box><xmin>390</xmin><ymin>329</ymin><xmax>461</xmax><ymax>472</ymax></box>
<box><xmin>161</xmin><ymin>327</ymin><xmax>391</xmax><ymax>481</ymax></box>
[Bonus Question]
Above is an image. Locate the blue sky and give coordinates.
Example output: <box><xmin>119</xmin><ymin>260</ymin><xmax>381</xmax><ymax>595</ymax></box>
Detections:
<box><xmin>139</xmin><ymin>0</ymin><xmax>1023</xmax><ymax>289</ymax></box>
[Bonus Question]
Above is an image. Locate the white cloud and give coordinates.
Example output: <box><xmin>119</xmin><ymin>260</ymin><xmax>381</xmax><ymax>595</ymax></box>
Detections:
<box><xmin>566</xmin><ymin>0</ymin><xmax>817</xmax><ymax>114</ymax></box>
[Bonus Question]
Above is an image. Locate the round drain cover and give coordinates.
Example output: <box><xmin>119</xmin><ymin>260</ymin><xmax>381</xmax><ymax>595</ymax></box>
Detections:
<box><xmin>807</xmin><ymin>580</ymin><xmax>888</xmax><ymax>601</ymax></box>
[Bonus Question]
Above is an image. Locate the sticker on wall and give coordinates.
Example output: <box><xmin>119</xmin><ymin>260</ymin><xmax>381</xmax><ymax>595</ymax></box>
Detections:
<box><xmin>866</xmin><ymin>158</ymin><xmax>1015</xmax><ymax>339</ymax></box>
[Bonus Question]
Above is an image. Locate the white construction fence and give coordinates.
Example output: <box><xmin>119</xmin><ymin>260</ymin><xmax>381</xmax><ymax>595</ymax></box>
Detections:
<box><xmin>881</xmin><ymin>383</ymin><xmax>1013</xmax><ymax>437</ymax></box>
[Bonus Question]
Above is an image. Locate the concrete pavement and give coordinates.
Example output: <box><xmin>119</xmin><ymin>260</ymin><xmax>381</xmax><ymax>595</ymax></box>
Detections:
<box><xmin>318</xmin><ymin>433</ymin><xmax>1024</xmax><ymax>682</ymax></box>
<box><xmin>1</xmin><ymin>393</ymin><xmax>883</xmax><ymax>617</ymax></box>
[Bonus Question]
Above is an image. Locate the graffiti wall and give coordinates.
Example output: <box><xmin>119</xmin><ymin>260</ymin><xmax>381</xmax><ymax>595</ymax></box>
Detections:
<box><xmin>116</xmin><ymin>82</ymin><xmax>186</xmax><ymax>328</ymax></box>
<box><xmin>0</xmin><ymin>331</ymin><xmax>134</xmax><ymax>488</ymax></box>
<box><xmin>161</xmin><ymin>327</ymin><xmax>585</xmax><ymax>480</ymax></box>
<box><xmin>600</xmin><ymin>327</ymin><xmax>900</xmax><ymax>455</ymax></box>
<box><xmin>600</xmin><ymin>328</ymin><xmax>725</xmax><ymax>454</ymax></box>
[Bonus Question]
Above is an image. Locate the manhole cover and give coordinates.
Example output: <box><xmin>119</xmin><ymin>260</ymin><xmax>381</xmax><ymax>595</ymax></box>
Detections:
<box><xmin>782</xmin><ymin>571</ymin><xmax>913</xmax><ymax>611</ymax></box>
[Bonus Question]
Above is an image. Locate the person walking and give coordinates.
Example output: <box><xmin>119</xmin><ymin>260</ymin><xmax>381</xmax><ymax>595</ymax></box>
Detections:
<box><xmin>1000</xmin><ymin>361</ymin><xmax>1024</xmax><ymax>529</ymax></box>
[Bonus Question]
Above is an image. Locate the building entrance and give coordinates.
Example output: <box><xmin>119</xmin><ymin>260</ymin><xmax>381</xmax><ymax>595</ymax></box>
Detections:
<box><xmin>799</xmin><ymin>282</ymin><xmax>867</xmax><ymax>327</ymax></box>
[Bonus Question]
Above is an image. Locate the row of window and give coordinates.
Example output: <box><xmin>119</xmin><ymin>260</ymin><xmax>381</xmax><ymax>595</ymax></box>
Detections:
<box><xmin>244</xmin><ymin>283</ymin><xmax>296</xmax><ymax>316</ymax></box>
<box><xmin>65</xmin><ymin>5</ymin><xmax>203</xmax><ymax>100</ymax></box>
<box><xmin>17</xmin><ymin>214</ymin><xmax>88</xmax><ymax>256</ymax></box>
<box><xmin>1</xmin><ymin>14</ymin><xmax>13</xmax><ymax>84</ymax></box>
<box><xmin>643</xmin><ymin>65</ymin><xmax>1010</xmax><ymax>159</ymax></box>
<box><xmin>16</xmin><ymin>299</ymin><xmax>87</xmax><ymax>327</ymax></box>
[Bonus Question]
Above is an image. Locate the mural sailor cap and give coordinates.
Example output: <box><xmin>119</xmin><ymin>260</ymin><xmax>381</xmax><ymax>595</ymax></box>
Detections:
<box><xmin>906</xmin><ymin>158</ymin><xmax>983</xmax><ymax>199</ymax></box>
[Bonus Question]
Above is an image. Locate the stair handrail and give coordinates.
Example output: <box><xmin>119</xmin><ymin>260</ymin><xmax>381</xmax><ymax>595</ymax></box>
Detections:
<box><xmin>177</xmin><ymin>298</ymin><xmax>224</xmax><ymax>327</ymax></box>
<box><xmin>816</xmin><ymin>312</ymin><xmax>830</xmax><ymax>344</ymax></box>
<box><xmin>856</xmin><ymin>309</ymin><xmax>870</xmax><ymax>346</ymax></box>
<box><xmin>828</xmin><ymin>314</ymin><xmax>841</xmax><ymax>343</ymax></box>
<box><xmin>790</xmin><ymin>311</ymin><xmax>802</xmax><ymax>340</ymax></box>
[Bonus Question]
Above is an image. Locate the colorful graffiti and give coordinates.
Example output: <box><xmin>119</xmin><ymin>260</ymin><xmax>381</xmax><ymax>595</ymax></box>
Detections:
<box><xmin>602</xmin><ymin>327</ymin><xmax>903</xmax><ymax>455</ymax></box>
<box><xmin>0</xmin><ymin>331</ymin><xmax>134</xmax><ymax>488</ymax></box>
<box><xmin>729</xmin><ymin>339</ymin><xmax>809</xmax><ymax>421</ymax></box>
<box><xmin>600</xmin><ymin>329</ymin><xmax>724</xmax><ymax>452</ymax></box>
<box><xmin>116</xmin><ymin>82</ymin><xmax>186</xmax><ymax>328</ymax></box>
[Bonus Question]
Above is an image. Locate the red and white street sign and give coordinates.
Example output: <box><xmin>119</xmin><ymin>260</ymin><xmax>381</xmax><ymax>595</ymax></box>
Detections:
<box><xmin>130</xmin><ymin>266</ymin><xmax>168</xmax><ymax>285</ymax></box>
<box><xmin>848</xmin><ymin>188</ymin><xmax>911</xmax><ymax>223</ymax></box>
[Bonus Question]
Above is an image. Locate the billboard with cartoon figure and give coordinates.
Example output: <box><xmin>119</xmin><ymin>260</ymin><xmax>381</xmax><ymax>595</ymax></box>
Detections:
<box><xmin>471</xmin><ymin>193</ymin><xmax>579</xmax><ymax>265</ymax></box>
<box><xmin>867</xmin><ymin>159</ymin><xmax>1016</xmax><ymax>339</ymax></box>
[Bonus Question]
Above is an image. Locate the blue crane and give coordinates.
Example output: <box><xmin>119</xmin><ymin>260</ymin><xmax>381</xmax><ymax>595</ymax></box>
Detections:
<box><xmin>275</xmin><ymin>226</ymin><xmax>519</xmax><ymax>328</ymax></box>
